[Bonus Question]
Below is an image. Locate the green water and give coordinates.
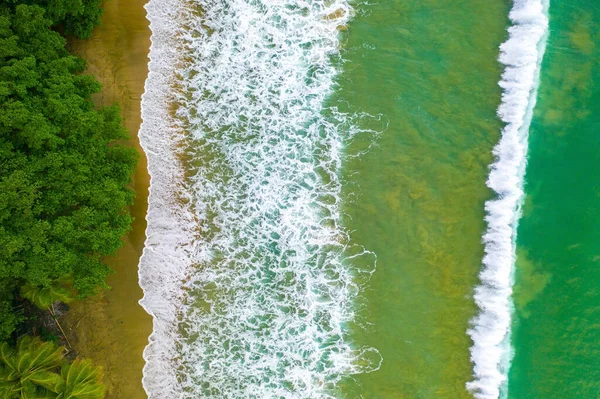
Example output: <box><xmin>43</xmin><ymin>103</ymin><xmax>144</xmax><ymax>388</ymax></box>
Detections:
<box><xmin>334</xmin><ymin>1</ymin><xmax>509</xmax><ymax>397</ymax></box>
<box><xmin>509</xmin><ymin>1</ymin><xmax>600</xmax><ymax>397</ymax></box>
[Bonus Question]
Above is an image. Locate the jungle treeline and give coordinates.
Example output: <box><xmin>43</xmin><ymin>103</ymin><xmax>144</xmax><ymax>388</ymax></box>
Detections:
<box><xmin>0</xmin><ymin>1</ymin><xmax>137</xmax><ymax>397</ymax></box>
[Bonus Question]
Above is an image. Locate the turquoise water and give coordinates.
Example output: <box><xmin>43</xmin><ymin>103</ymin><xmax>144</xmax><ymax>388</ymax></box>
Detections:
<box><xmin>138</xmin><ymin>0</ymin><xmax>600</xmax><ymax>397</ymax></box>
<box><xmin>509</xmin><ymin>1</ymin><xmax>600</xmax><ymax>397</ymax></box>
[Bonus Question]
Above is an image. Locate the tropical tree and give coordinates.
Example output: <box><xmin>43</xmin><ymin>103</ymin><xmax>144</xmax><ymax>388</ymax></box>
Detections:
<box><xmin>57</xmin><ymin>359</ymin><xmax>104</xmax><ymax>399</ymax></box>
<box><xmin>0</xmin><ymin>336</ymin><xmax>64</xmax><ymax>398</ymax></box>
<box><xmin>0</xmin><ymin>337</ymin><xmax>105</xmax><ymax>399</ymax></box>
<box><xmin>20</xmin><ymin>279</ymin><xmax>76</xmax><ymax>311</ymax></box>
<box><xmin>0</xmin><ymin>4</ymin><xmax>137</xmax><ymax>297</ymax></box>
<box><xmin>2</xmin><ymin>0</ymin><xmax>104</xmax><ymax>38</ymax></box>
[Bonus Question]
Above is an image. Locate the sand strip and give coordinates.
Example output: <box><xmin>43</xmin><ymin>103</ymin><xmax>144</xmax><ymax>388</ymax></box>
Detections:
<box><xmin>62</xmin><ymin>1</ymin><xmax>152</xmax><ymax>398</ymax></box>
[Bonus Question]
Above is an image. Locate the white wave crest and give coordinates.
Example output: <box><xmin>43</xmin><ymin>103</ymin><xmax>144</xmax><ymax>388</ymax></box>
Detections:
<box><xmin>138</xmin><ymin>0</ymin><xmax>197</xmax><ymax>397</ymax></box>
<box><xmin>139</xmin><ymin>0</ymin><xmax>381</xmax><ymax>398</ymax></box>
<box><xmin>467</xmin><ymin>1</ymin><xmax>549</xmax><ymax>398</ymax></box>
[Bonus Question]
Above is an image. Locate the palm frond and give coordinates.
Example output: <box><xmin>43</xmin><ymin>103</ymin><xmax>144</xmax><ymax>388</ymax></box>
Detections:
<box><xmin>0</xmin><ymin>343</ymin><xmax>16</xmax><ymax>371</ymax></box>
<box><xmin>0</xmin><ymin>379</ymin><xmax>19</xmax><ymax>399</ymax></box>
<box><xmin>59</xmin><ymin>360</ymin><xmax>104</xmax><ymax>399</ymax></box>
<box><xmin>15</xmin><ymin>337</ymin><xmax>63</xmax><ymax>375</ymax></box>
<box><xmin>20</xmin><ymin>278</ymin><xmax>76</xmax><ymax>310</ymax></box>
<box><xmin>0</xmin><ymin>364</ymin><xmax>19</xmax><ymax>385</ymax></box>
<box><xmin>0</xmin><ymin>337</ymin><xmax>65</xmax><ymax>398</ymax></box>
<box><xmin>26</xmin><ymin>371</ymin><xmax>63</xmax><ymax>394</ymax></box>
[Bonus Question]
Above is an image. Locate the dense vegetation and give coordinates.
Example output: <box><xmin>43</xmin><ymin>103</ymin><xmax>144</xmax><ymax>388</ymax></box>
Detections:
<box><xmin>4</xmin><ymin>0</ymin><xmax>103</xmax><ymax>38</ymax></box>
<box><xmin>1</xmin><ymin>336</ymin><xmax>105</xmax><ymax>398</ymax></box>
<box><xmin>0</xmin><ymin>1</ymin><xmax>135</xmax><ymax>397</ymax></box>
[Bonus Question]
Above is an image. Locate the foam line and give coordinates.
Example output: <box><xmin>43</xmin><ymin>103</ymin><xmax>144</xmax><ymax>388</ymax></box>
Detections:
<box><xmin>138</xmin><ymin>0</ymin><xmax>195</xmax><ymax>397</ymax></box>
<box><xmin>467</xmin><ymin>1</ymin><xmax>549</xmax><ymax>398</ymax></box>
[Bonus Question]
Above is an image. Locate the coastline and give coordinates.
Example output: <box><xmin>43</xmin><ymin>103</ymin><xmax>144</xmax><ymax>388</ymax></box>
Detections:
<box><xmin>62</xmin><ymin>1</ymin><xmax>152</xmax><ymax>398</ymax></box>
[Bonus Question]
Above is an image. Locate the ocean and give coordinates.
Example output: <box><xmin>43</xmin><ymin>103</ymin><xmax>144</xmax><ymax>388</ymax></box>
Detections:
<box><xmin>137</xmin><ymin>0</ymin><xmax>599</xmax><ymax>397</ymax></box>
<box><xmin>509</xmin><ymin>0</ymin><xmax>600</xmax><ymax>397</ymax></box>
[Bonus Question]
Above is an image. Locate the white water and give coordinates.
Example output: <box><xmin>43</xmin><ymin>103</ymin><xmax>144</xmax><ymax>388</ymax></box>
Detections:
<box><xmin>139</xmin><ymin>0</ymin><xmax>380</xmax><ymax>398</ymax></box>
<box><xmin>467</xmin><ymin>1</ymin><xmax>549</xmax><ymax>398</ymax></box>
<box><xmin>138</xmin><ymin>0</ymin><xmax>195</xmax><ymax>397</ymax></box>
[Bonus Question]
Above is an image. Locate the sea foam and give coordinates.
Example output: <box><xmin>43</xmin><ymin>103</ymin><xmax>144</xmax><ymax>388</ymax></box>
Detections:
<box><xmin>467</xmin><ymin>1</ymin><xmax>549</xmax><ymax>398</ymax></box>
<box><xmin>138</xmin><ymin>0</ymin><xmax>195</xmax><ymax>397</ymax></box>
<box><xmin>139</xmin><ymin>0</ymin><xmax>380</xmax><ymax>398</ymax></box>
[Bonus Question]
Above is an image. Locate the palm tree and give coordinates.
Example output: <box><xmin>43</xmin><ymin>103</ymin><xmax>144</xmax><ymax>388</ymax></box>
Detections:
<box><xmin>0</xmin><ymin>338</ymin><xmax>105</xmax><ymax>399</ymax></box>
<box><xmin>0</xmin><ymin>336</ymin><xmax>64</xmax><ymax>398</ymax></box>
<box><xmin>20</xmin><ymin>278</ymin><xmax>76</xmax><ymax>310</ymax></box>
<box><xmin>56</xmin><ymin>360</ymin><xmax>104</xmax><ymax>399</ymax></box>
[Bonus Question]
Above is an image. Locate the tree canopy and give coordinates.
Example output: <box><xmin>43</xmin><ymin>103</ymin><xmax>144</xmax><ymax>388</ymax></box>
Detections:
<box><xmin>3</xmin><ymin>0</ymin><xmax>103</xmax><ymax>38</ymax></box>
<box><xmin>0</xmin><ymin>2</ymin><xmax>125</xmax><ymax>396</ymax></box>
<box><xmin>0</xmin><ymin>3</ymin><xmax>137</xmax><ymax>339</ymax></box>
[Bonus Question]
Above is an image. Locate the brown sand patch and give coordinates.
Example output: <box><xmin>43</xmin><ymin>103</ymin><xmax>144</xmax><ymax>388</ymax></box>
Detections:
<box><xmin>62</xmin><ymin>1</ymin><xmax>152</xmax><ymax>398</ymax></box>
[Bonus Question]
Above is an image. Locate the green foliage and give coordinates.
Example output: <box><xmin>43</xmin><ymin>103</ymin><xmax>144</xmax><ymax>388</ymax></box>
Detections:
<box><xmin>38</xmin><ymin>328</ymin><xmax>59</xmax><ymax>345</ymax></box>
<box><xmin>0</xmin><ymin>0</ymin><xmax>129</xmax><ymax>366</ymax></box>
<box><xmin>20</xmin><ymin>277</ymin><xmax>76</xmax><ymax>310</ymax></box>
<box><xmin>0</xmin><ymin>302</ymin><xmax>21</xmax><ymax>342</ymax></box>
<box><xmin>0</xmin><ymin>336</ymin><xmax>64</xmax><ymax>398</ymax></box>
<box><xmin>0</xmin><ymin>282</ymin><xmax>21</xmax><ymax>342</ymax></box>
<box><xmin>3</xmin><ymin>0</ymin><xmax>104</xmax><ymax>38</ymax></box>
<box><xmin>0</xmin><ymin>5</ymin><xmax>137</xmax><ymax>296</ymax></box>
<box><xmin>63</xmin><ymin>0</ymin><xmax>104</xmax><ymax>39</ymax></box>
<box><xmin>58</xmin><ymin>359</ymin><xmax>104</xmax><ymax>399</ymax></box>
<box><xmin>0</xmin><ymin>336</ymin><xmax>105</xmax><ymax>399</ymax></box>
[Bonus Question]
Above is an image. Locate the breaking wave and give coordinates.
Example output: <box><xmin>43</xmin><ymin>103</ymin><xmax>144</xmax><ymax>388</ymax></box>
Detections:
<box><xmin>138</xmin><ymin>0</ymin><xmax>381</xmax><ymax>398</ymax></box>
<box><xmin>467</xmin><ymin>1</ymin><xmax>549</xmax><ymax>398</ymax></box>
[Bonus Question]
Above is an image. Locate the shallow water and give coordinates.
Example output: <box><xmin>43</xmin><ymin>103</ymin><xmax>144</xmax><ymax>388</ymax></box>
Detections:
<box><xmin>138</xmin><ymin>0</ymin><xmax>600</xmax><ymax>398</ymax></box>
<box><xmin>140</xmin><ymin>0</ymin><xmax>511</xmax><ymax>397</ymax></box>
<box><xmin>336</xmin><ymin>1</ymin><xmax>509</xmax><ymax>397</ymax></box>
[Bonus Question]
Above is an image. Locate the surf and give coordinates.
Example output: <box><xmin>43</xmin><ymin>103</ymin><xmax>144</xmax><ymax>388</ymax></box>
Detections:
<box><xmin>138</xmin><ymin>0</ymin><xmax>380</xmax><ymax>397</ymax></box>
<box><xmin>467</xmin><ymin>1</ymin><xmax>549</xmax><ymax>398</ymax></box>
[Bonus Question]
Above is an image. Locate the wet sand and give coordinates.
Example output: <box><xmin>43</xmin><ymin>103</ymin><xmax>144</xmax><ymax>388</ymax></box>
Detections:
<box><xmin>62</xmin><ymin>1</ymin><xmax>152</xmax><ymax>398</ymax></box>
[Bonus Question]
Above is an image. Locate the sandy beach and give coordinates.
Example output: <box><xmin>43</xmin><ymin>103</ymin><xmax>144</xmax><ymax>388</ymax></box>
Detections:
<box><xmin>62</xmin><ymin>1</ymin><xmax>152</xmax><ymax>398</ymax></box>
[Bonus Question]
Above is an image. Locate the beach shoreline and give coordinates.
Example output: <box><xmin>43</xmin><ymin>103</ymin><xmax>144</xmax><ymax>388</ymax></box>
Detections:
<box><xmin>61</xmin><ymin>1</ymin><xmax>152</xmax><ymax>398</ymax></box>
